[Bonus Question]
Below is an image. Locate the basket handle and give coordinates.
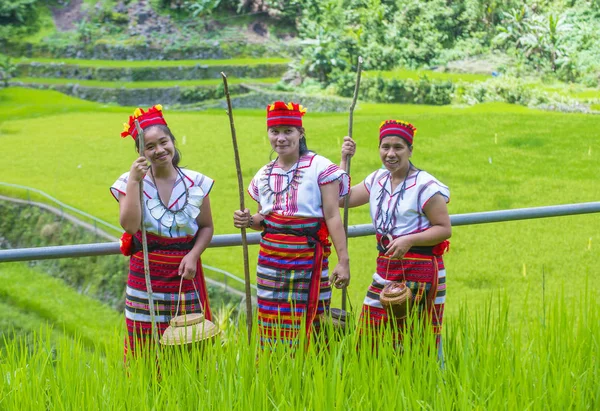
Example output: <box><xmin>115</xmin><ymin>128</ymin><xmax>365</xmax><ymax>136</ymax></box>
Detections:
<box><xmin>331</xmin><ymin>286</ymin><xmax>354</xmax><ymax>313</ymax></box>
<box><xmin>174</xmin><ymin>275</ymin><xmax>203</xmax><ymax>319</ymax></box>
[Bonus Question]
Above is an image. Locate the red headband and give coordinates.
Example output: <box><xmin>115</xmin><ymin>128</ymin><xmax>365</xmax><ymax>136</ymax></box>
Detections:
<box><xmin>121</xmin><ymin>104</ymin><xmax>167</xmax><ymax>140</ymax></box>
<box><xmin>266</xmin><ymin>101</ymin><xmax>307</xmax><ymax>128</ymax></box>
<box><xmin>379</xmin><ymin>120</ymin><xmax>417</xmax><ymax>145</ymax></box>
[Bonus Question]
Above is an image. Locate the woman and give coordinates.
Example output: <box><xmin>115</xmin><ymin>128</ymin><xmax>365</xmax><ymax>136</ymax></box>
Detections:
<box><xmin>233</xmin><ymin>101</ymin><xmax>350</xmax><ymax>348</ymax></box>
<box><xmin>340</xmin><ymin>120</ymin><xmax>451</xmax><ymax>349</ymax></box>
<box><xmin>111</xmin><ymin>104</ymin><xmax>214</xmax><ymax>356</ymax></box>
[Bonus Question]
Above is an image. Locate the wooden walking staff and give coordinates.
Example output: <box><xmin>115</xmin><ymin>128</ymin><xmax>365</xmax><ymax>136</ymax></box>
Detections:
<box><xmin>341</xmin><ymin>56</ymin><xmax>363</xmax><ymax>312</ymax></box>
<box><xmin>134</xmin><ymin>119</ymin><xmax>161</xmax><ymax>356</ymax></box>
<box><xmin>220</xmin><ymin>72</ymin><xmax>253</xmax><ymax>343</ymax></box>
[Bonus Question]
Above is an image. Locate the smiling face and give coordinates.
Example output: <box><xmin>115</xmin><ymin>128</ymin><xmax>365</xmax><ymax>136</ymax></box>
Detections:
<box><xmin>379</xmin><ymin>136</ymin><xmax>413</xmax><ymax>174</ymax></box>
<box><xmin>141</xmin><ymin>126</ymin><xmax>176</xmax><ymax>168</ymax></box>
<box><xmin>268</xmin><ymin>125</ymin><xmax>302</xmax><ymax>160</ymax></box>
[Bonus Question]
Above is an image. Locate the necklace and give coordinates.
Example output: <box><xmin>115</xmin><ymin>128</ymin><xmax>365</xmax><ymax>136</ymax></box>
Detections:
<box><xmin>146</xmin><ymin>167</ymin><xmax>203</xmax><ymax>229</ymax></box>
<box><xmin>374</xmin><ymin>164</ymin><xmax>417</xmax><ymax>236</ymax></box>
<box><xmin>260</xmin><ymin>156</ymin><xmax>304</xmax><ymax>201</ymax></box>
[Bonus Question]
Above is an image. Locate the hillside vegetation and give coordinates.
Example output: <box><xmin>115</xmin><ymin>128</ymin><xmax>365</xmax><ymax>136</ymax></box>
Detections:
<box><xmin>1</xmin><ymin>1</ymin><xmax>600</xmax><ymax>90</ymax></box>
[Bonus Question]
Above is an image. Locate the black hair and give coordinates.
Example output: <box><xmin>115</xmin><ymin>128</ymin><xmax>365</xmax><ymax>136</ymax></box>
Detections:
<box><xmin>297</xmin><ymin>127</ymin><xmax>311</xmax><ymax>156</ymax></box>
<box><xmin>135</xmin><ymin>124</ymin><xmax>181</xmax><ymax>167</ymax></box>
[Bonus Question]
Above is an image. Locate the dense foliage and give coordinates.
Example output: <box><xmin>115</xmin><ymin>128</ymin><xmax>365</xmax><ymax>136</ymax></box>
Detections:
<box><xmin>290</xmin><ymin>0</ymin><xmax>600</xmax><ymax>89</ymax></box>
<box><xmin>0</xmin><ymin>0</ymin><xmax>40</xmax><ymax>39</ymax></box>
<box><xmin>2</xmin><ymin>0</ymin><xmax>599</xmax><ymax>89</ymax></box>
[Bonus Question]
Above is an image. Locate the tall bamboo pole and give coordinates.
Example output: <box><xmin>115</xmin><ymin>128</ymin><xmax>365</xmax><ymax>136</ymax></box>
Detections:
<box><xmin>134</xmin><ymin>119</ymin><xmax>160</xmax><ymax>356</ymax></box>
<box><xmin>342</xmin><ymin>56</ymin><xmax>363</xmax><ymax>312</ymax></box>
<box><xmin>221</xmin><ymin>72</ymin><xmax>253</xmax><ymax>343</ymax></box>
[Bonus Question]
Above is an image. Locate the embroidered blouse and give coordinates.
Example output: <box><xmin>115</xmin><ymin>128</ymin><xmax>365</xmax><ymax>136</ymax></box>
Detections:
<box><xmin>364</xmin><ymin>168</ymin><xmax>450</xmax><ymax>238</ymax></box>
<box><xmin>248</xmin><ymin>153</ymin><xmax>350</xmax><ymax>218</ymax></box>
<box><xmin>110</xmin><ymin>168</ymin><xmax>214</xmax><ymax>238</ymax></box>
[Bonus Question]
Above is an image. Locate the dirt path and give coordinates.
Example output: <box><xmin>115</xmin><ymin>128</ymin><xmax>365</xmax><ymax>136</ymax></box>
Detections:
<box><xmin>51</xmin><ymin>0</ymin><xmax>85</xmax><ymax>32</ymax></box>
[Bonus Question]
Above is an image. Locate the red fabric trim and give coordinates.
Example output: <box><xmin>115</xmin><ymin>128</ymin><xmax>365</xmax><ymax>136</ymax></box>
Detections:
<box><xmin>195</xmin><ymin>260</ymin><xmax>212</xmax><ymax>321</ymax></box>
<box><xmin>267</xmin><ymin>117</ymin><xmax>303</xmax><ymax>128</ymax></box>
<box><xmin>183</xmin><ymin>173</ymin><xmax>194</xmax><ymax>187</ymax></box>
<box><xmin>305</xmin><ymin>241</ymin><xmax>323</xmax><ymax>340</ymax></box>
<box><xmin>432</xmin><ymin>240</ymin><xmax>450</xmax><ymax>256</ymax></box>
<box><xmin>119</xmin><ymin>232</ymin><xmax>134</xmax><ymax>256</ymax></box>
<box><xmin>122</xmin><ymin>105</ymin><xmax>167</xmax><ymax>140</ymax></box>
<box><xmin>110</xmin><ymin>188</ymin><xmax>126</xmax><ymax>202</ymax></box>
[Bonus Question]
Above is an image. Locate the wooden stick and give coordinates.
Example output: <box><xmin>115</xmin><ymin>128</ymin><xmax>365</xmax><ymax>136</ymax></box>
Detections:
<box><xmin>221</xmin><ymin>72</ymin><xmax>253</xmax><ymax>343</ymax></box>
<box><xmin>342</xmin><ymin>56</ymin><xmax>363</xmax><ymax>312</ymax></box>
<box><xmin>134</xmin><ymin>119</ymin><xmax>161</xmax><ymax>356</ymax></box>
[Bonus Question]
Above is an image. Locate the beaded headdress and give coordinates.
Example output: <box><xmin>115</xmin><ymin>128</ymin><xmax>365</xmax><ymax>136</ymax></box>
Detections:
<box><xmin>121</xmin><ymin>104</ymin><xmax>167</xmax><ymax>140</ymax></box>
<box><xmin>266</xmin><ymin>101</ymin><xmax>307</xmax><ymax>128</ymax></box>
<box><xmin>379</xmin><ymin>120</ymin><xmax>417</xmax><ymax>145</ymax></box>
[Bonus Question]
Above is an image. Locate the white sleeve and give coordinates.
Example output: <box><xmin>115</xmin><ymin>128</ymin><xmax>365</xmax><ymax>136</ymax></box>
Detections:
<box><xmin>316</xmin><ymin>156</ymin><xmax>350</xmax><ymax>197</ymax></box>
<box><xmin>418</xmin><ymin>177</ymin><xmax>450</xmax><ymax>212</ymax></box>
<box><xmin>110</xmin><ymin>172</ymin><xmax>130</xmax><ymax>202</ymax></box>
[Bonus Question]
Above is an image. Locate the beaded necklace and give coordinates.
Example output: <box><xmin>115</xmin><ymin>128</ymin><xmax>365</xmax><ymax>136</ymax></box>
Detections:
<box><xmin>260</xmin><ymin>156</ymin><xmax>304</xmax><ymax>202</ymax></box>
<box><xmin>374</xmin><ymin>164</ymin><xmax>417</xmax><ymax>236</ymax></box>
<box><xmin>146</xmin><ymin>167</ymin><xmax>195</xmax><ymax>229</ymax></box>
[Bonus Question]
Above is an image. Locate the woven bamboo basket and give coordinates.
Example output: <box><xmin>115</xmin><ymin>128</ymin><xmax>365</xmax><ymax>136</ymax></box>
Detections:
<box><xmin>379</xmin><ymin>282</ymin><xmax>413</xmax><ymax>320</ymax></box>
<box><xmin>160</xmin><ymin>312</ymin><xmax>220</xmax><ymax>346</ymax></box>
<box><xmin>328</xmin><ymin>307</ymin><xmax>348</xmax><ymax>329</ymax></box>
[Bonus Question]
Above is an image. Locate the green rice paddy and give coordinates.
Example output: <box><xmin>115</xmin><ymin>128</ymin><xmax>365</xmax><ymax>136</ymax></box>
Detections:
<box><xmin>14</xmin><ymin>57</ymin><xmax>290</xmax><ymax>67</ymax></box>
<box><xmin>11</xmin><ymin>77</ymin><xmax>280</xmax><ymax>89</ymax></box>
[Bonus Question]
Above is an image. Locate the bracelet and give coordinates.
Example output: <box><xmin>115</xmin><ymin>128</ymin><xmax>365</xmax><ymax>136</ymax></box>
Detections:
<box><xmin>247</xmin><ymin>215</ymin><xmax>254</xmax><ymax>229</ymax></box>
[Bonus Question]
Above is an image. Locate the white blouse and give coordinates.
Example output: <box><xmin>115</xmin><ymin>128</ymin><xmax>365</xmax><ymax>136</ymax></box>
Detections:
<box><xmin>249</xmin><ymin>153</ymin><xmax>350</xmax><ymax>218</ymax></box>
<box><xmin>111</xmin><ymin>168</ymin><xmax>214</xmax><ymax>238</ymax></box>
<box><xmin>364</xmin><ymin>168</ymin><xmax>449</xmax><ymax>237</ymax></box>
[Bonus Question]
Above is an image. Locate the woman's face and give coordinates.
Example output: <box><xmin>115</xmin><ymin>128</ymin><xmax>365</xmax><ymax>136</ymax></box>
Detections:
<box><xmin>379</xmin><ymin>136</ymin><xmax>412</xmax><ymax>173</ymax></box>
<box><xmin>142</xmin><ymin>126</ymin><xmax>175</xmax><ymax>167</ymax></box>
<box><xmin>268</xmin><ymin>126</ymin><xmax>302</xmax><ymax>158</ymax></box>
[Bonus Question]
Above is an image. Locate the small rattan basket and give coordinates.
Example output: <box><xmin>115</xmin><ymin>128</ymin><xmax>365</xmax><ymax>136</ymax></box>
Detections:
<box><xmin>160</xmin><ymin>277</ymin><xmax>220</xmax><ymax>346</ymax></box>
<box><xmin>379</xmin><ymin>282</ymin><xmax>413</xmax><ymax>320</ymax></box>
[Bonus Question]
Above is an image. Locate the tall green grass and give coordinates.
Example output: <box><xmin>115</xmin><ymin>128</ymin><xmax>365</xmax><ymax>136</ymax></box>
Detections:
<box><xmin>1</xmin><ymin>293</ymin><xmax>598</xmax><ymax>409</ymax></box>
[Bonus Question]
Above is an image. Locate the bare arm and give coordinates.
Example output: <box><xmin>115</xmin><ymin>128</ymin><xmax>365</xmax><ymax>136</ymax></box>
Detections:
<box><xmin>385</xmin><ymin>193</ymin><xmax>451</xmax><ymax>258</ymax></box>
<box><xmin>119</xmin><ymin>157</ymin><xmax>149</xmax><ymax>234</ymax></box>
<box><xmin>179</xmin><ymin>196</ymin><xmax>215</xmax><ymax>279</ymax></box>
<box><xmin>189</xmin><ymin>196</ymin><xmax>214</xmax><ymax>260</ymax></box>
<box><xmin>338</xmin><ymin>181</ymin><xmax>370</xmax><ymax>208</ymax></box>
<box><xmin>321</xmin><ymin>181</ymin><xmax>350</xmax><ymax>288</ymax></box>
<box><xmin>338</xmin><ymin>135</ymin><xmax>369</xmax><ymax>208</ymax></box>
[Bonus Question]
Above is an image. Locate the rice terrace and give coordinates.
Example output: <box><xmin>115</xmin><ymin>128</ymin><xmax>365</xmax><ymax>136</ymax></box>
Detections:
<box><xmin>0</xmin><ymin>0</ymin><xmax>599</xmax><ymax>409</ymax></box>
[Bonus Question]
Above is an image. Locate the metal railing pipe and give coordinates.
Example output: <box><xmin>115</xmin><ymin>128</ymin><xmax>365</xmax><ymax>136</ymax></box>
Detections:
<box><xmin>1</xmin><ymin>202</ymin><xmax>599</xmax><ymax>263</ymax></box>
